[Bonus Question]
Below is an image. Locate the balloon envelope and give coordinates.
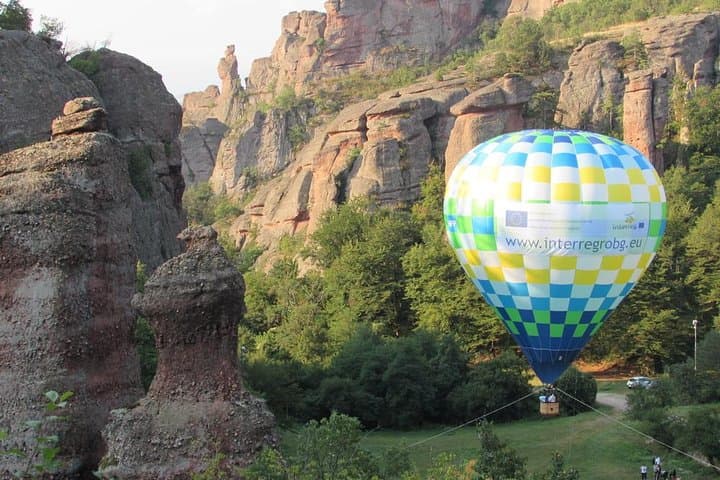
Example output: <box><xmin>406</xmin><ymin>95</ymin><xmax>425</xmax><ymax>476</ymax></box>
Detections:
<box><xmin>444</xmin><ymin>130</ymin><xmax>666</xmax><ymax>384</ymax></box>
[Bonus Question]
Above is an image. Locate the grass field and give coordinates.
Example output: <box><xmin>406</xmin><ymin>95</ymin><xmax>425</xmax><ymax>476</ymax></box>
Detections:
<box><xmin>280</xmin><ymin>382</ymin><xmax>716</xmax><ymax>479</ymax></box>
<box><xmin>356</xmin><ymin>393</ymin><xmax>715</xmax><ymax>479</ymax></box>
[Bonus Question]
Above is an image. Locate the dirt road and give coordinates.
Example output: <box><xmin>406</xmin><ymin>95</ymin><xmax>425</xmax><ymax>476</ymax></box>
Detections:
<box><xmin>596</xmin><ymin>392</ymin><xmax>628</xmax><ymax>411</ymax></box>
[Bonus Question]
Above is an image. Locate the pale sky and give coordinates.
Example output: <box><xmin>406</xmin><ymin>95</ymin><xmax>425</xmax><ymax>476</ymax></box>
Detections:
<box><xmin>21</xmin><ymin>0</ymin><xmax>327</xmax><ymax>100</ymax></box>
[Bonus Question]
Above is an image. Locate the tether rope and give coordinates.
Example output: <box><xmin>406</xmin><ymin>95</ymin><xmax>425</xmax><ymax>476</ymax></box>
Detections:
<box><xmin>397</xmin><ymin>385</ymin><xmax>719</xmax><ymax>475</ymax></box>
<box><xmin>555</xmin><ymin>386</ymin><xmax>720</xmax><ymax>473</ymax></box>
<box><xmin>406</xmin><ymin>390</ymin><xmax>538</xmax><ymax>448</ymax></box>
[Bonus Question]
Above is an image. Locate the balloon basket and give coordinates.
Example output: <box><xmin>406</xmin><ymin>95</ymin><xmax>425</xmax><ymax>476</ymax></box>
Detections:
<box><xmin>539</xmin><ymin>401</ymin><xmax>560</xmax><ymax>417</ymax></box>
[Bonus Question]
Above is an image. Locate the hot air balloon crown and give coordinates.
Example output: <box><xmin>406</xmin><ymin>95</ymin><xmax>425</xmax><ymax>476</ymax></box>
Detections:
<box><xmin>444</xmin><ymin>129</ymin><xmax>667</xmax><ymax>384</ymax></box>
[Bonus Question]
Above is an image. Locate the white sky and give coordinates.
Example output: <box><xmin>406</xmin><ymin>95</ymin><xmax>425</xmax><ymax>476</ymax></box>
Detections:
<box><xmin>21</xmin><ymin>0</ymin><xmax>327</xmax><ymax>100</ymax></box>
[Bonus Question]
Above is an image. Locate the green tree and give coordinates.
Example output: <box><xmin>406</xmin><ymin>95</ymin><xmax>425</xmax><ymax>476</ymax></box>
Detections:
<box><xmin>685</xmin><ymin>85</ymin><xmax>720</xmax><ymax>155</ymax></box>
<box><xmin>677</xmin><ymin>406</ymin><xmax>720</xmax><ymax>466</ymax></box>
<box><xmin>308</xmin><ymin>198</ymin><xmax>373</xmax><ymax>268</ymax></box>
<box><xmin>685</xmin><ymin>184</ymin><xmax>720</xmax><ymax>321</ymax></box>
<box><xmin>555</xmin><ymin>367</ymin><xmax>597</xmax><ymax>415</ymax></box>
<box><xmin>532</xmin><ymin>452</ymin><xmax>580</xmax><ymax>480</ymax></box>
<box><xmin>448</xmin><ymin>352</ymin><xmax>533</xmax><ymax>423</ymax></box>
<box><xmin>488</xmin><ymin>17</ymin><xmax>552</xmax><ymax>73</ymax></box>
<box><xmin>323</xmin><ymin>208</ymin><xmax>421</xmax><ymax>341</ymax></box>
<box><xmin>473</xmin><ymin>421</ymin><xmax>527</xmax><ymax>480</ymax></box>
<box><xmin>403</xmin><ymin>165</ymin><xmax>508</xmax><ymax>353</ymax></box>
<box><xmin>0</xmin><ymin>0</ymin><xmax>31</xmax><ymax>31</ymax></box>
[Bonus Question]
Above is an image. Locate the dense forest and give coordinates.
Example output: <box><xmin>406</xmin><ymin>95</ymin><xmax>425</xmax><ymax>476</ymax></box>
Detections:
<box><xmin>175</xmin><ymin>0</ymin><xmax>720</xmax><ymax>433</ymax></box>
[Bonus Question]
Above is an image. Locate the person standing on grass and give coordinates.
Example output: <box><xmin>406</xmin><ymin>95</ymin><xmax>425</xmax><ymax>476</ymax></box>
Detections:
<box><xmin>641</xmin><ymin>464</ymin><xmax>648</xmax><ymax>480</ymax></box>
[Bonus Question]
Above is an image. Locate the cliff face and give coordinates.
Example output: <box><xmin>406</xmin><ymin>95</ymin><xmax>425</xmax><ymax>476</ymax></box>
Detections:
<box><xmin>246</xmin><ymin>0</ymin><xmax>573</xmax><ymax>95</ymax></box>
<box><xmin>81</xmin><ymin>48</ymin><xmax>187</xmax><ymax>270</ymax></box>
<box><xmin>181</xmin><ymin>5</ymin><xmax>719</xmax><ymax>268</ymax></box>
<box><xmin>0</xmin><ymin>129</ymin><xmax>143</xmax><ymax>476</ymax></box>
<box><xmin>0</xmin><ymin>31</ymin><xmax>98</xmax><ymax>154</ymax></box>
<box><xmin>556</xmin><ymin>13</ymin><xmax>719</xmax><ymax>171</ymax></box>
<box><xmin>0</xmin><ymin>36</ymin><xmax>188</xmax><ymax>474</ymax></box>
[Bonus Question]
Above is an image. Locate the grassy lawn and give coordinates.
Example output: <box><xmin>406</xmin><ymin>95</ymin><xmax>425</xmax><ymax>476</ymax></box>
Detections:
<box><xmin>597</xmin><ymin>379</ymin><xmax>628</xmax><ymax>394</ymax></box>
<box><xmin>357</xmin><ymin>408</ymin><xmax>714</xmax><ymax>479</ymax></box>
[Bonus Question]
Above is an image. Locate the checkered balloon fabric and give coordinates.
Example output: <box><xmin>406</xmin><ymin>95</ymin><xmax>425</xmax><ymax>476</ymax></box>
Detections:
<box><xmin>444</xmin><ymin>130</ymin><xmax>667</xmax><ymax>384</ymax></box>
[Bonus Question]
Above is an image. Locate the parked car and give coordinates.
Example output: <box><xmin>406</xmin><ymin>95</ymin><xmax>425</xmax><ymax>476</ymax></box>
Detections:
<box><xmin>627</xmin><ymin>376</ymin><xmax>654</xmax><ymax>389</ymax></box>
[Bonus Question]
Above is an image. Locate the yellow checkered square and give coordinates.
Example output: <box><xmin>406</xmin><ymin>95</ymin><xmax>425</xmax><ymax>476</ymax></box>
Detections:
<box><xmin>465</xmin><ymin>249</ymin><xmax>482</xmax><ymax>266</ymax></box>
<box><xmin>574</xmin><ymin>269</ymin><xmax>599</xmax><ymax>285</ymax></box>
<box><xmin>600</xmin><ymin>256</ymin><xmax>624</xmax><ymax>269</ymax></box>
<box><xmin>485</xmin><ymin>266</ymin><xmax>505</xmax><ymax>282</ymax></box>
<box><xmin>505</xmin><ymin>182</ymin><xmax>522</xmax><ymax>200</ymax></box>
<box><xmin>615</xmin><ymin>269</ymin><xmax>635</xmax><ymax>284</ymax></box>
<box><xmin>498</xmin><ymin>252</ymin><xmax>524</xmax><ymax>269</ymax></box>
<box><xmin>552</xmin><ymin>183</ymin><xmax>581</xmax><ymax>201</ymax></box>
<box><xmin>551</xmin><ymin>256</ymin><xmax>577</xmax><ymax>269</ymax></box>
<box><xmin>579</xmin><ymin>167</ymin><xmax>606</xmax><ymax>184</ymax></box>
<box><xmin>526</xmin><ymin>268</ymin><xmax>550</xmax><ymax>284</ymax></box>
<box><xmin>608</xmin><ymin>184</ymin><xmax>632</xmax><ymax>201</ymax></box>
<box><xmin>529</xmin><ymin>166</ymin><xmax>551</xmax><ymax>183</ymax></box>
<box><xmin>627</xmin><ymin>168</ymin><xmax>645</xmax><ymax>184</ymax></box>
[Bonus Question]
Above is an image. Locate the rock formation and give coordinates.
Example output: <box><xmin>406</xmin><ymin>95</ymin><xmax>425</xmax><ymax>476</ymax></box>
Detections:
<box><xmin>99</xmin><ymin>226</ymin><xmax>277</xmax><ymax>479</ymax></box>
<box><xmin>445</xmin><ymin>74</ymin><xmax>534</xmax><ymax>178</ymax></box>
<box><xmin>0</xmin><ymin>101</ymin><xmax>143</xmax><ymax>477</ymax></box>
<box><xmin>71</xmin><ymin>48</ymin><xmax>187</xmax><ymax>270</ymax></box>
<box><xmin>180</xmin><ymin>6</ymin><xmax>720</xmax><ymax>268</ymax></box>
<box><xmin>51</xmin><ymin>97</ymin><xmax>108</xmax><ymax>138</ymax></box>
<box><xmin>555</xmin><ymin>13</ymin><xmax>719</xmax><ymax>172</ymax></box>
<box><xmin>0</xmin><ymin>30</ymin><xmax>98</xmax><ymax>154</ymax></box>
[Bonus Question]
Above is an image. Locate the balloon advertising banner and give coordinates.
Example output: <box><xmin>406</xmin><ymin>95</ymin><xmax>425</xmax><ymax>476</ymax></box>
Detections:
<box><xmin>444</xmin><ymin>130</ymin><xmax>667</xmax><ymax>384</ymax></box>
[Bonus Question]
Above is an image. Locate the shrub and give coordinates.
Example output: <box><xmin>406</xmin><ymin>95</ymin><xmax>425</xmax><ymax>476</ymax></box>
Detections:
<box><xmin>626</xmin><ymin>379</ymin><xmax>674</xmax><ymax>420</ymax></box>
<box><xmin>448</xmin><ymin>351</ymin><xmax>534</xmax><ymax>422</ymax></box>
<box><xmin>555</xmin><ymin>367</ymin><xmax>597</xmax><ymax>415</ymax></box>
<box><xmin>68</xmin><ymin>50</ymin><xmax>101</xmax><ymax>79</ymax></box>
<box><xmin>127</xmin><ymin>147</ymin><xmax>154</xmax><ymax>200</ymax></box>
<box><xmin>0</xmin><ymin>0</ymin><xmax>31</xmax><ymax>31</ymax></box>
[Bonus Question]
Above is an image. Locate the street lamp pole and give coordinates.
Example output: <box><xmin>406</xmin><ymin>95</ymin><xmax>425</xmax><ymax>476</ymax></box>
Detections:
<box><xmin>692</xmin><ymin>319</ymin><xmax>698</xmax><ymax>371</ymax></box>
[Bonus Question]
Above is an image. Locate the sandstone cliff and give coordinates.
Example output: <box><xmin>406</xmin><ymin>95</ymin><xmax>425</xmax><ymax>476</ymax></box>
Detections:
<box><xmin>245</xmin><ymin>0</ymin><xmax>573</xmax><ymax>95</ymax></box>
<box><xmin>180</xmin><ymin>4</ymin><xmax>719</xmax><ymax>268</ymax></box>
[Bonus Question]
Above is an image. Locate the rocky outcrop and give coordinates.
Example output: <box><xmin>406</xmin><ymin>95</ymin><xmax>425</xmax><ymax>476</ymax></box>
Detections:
<box><xmin>73</xmin><ymin>48</ymin><xmax>187</xmax><ymax>270</ymax></box>
<box><xmin>445</xmin><ymin>74</ymin><xmax>534</xmax><ymax>177</ymax></box>
<box><xmin>0</xmin><ymin>30</ymin><xmax>99</xmax><ymax>154</ymax></box>
<box><xmin>181</xmin><ymin>87</ymin><xmax>226</xmax><ymax>185</ymax></box>
<box><xmin>99</xmin><ymin>227</ymin><xmax>276</xmax><ymax>479</ymax></box>
<box><xmin>180</xmin><ymin>46</ymin><xmax>247</xmax><ymax>188</ymax></box>
<box><xmin>554</xmin><ymin>40</ymin><xmax>625</xmax><ymax>132</ymax></box>
<box><xmin>556</xmin><ymin>13</ymin><xmax>719</xmax><ymax>172</ymax></box>
<box><xmin>51</xmin><ymin>97</ymin><xmax>108</xmax><ymax>138</ymax></box>
<box><xmin>225</xmin><ymin>78</ymin><xmax>471</xmax><ymax>261</ymax></box>
<box><xmin>248</xmin><ymin>1</ymin><xmax>490</xmax><ymax>94</ymax></box>
<box><xmin>0</xmin><ymin>126</ymin><xmax>143</xmax><ymax>476</ymax></box>
<box><xmin>246</xmin><ymin>0</ymin><xmax>574</xmax><ymax>95</ymax></box>
<box><xmin>506</xmin><ymin>0</ymin><xmax>578</xmax><ymax>19</ymax></box>
<box><xmin>210</xmin><ymin>107</ymin><xmax>309</xmax><ymax>198</ymax></box>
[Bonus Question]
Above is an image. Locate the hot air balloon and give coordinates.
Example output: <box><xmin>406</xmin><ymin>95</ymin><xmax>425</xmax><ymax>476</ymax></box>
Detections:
<box><xmin>443</xmin><ymin>130</ymin><xmax>666</xmax><ymax>385</ymax></box>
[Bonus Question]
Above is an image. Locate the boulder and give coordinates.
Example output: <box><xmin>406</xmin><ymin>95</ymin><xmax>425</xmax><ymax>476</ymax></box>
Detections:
<box><xmin>445</xmin><ymin>75</ymin><xmax>534</xmax><ymax>177</ymax></box>
<box><xmin>51</xmin><ymin>97</ymin><xmax>108</xmax><ymax>138</ymax></box>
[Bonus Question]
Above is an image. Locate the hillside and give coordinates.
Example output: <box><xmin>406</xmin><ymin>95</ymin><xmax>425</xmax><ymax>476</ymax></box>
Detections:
<box><xmin>180</xmin><ymin>2</ymin><xmax>719</xmax><ymax>272</ymax></box>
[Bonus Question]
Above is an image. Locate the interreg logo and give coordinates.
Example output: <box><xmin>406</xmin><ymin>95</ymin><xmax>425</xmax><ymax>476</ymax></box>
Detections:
<box><xmin>506</xmin><ymin>210</ymin><xmax>528</xmax><ymax>228</ymax></box>
<box><xmin>613</xmin><ymin>211</ymin><xmax>645</xmax><ymax>231</ymax></box>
